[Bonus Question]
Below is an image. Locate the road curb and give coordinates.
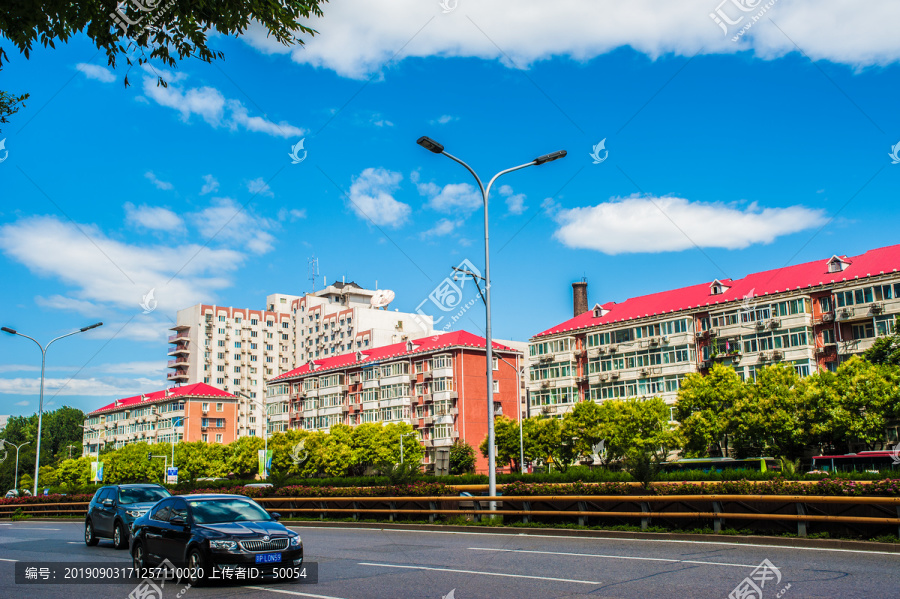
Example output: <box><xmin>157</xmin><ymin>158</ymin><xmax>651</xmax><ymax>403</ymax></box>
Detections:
<box><xmin>282</xmin><ymin>520</ymin><xmax>900</xmax><ymax>553</ymax></box>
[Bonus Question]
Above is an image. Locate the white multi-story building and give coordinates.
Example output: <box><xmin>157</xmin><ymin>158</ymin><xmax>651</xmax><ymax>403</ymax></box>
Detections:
<box><xmin>528</xmin><ymin>244</ymin><xmax>900</xmax><ymax>418</ymax></box>
<box><xmin>167</xmin><ymin>281</ymin><xmax>435</xmax><ymax>437</ymax></box>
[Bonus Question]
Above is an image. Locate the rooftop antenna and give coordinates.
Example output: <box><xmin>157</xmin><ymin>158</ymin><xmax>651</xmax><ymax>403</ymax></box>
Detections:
<box><xmin>308</xmin><ymin>256</ymin><xmax>319</xmax><ymax>292</ymax></box>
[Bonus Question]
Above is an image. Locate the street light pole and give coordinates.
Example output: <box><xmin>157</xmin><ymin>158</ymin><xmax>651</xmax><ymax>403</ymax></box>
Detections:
<box><xmin>416</xmin><ymin>137</ymin><xmax>565</xmax><ymax>510</ymax></box>
<box><xmin>2</xmin><ymin>440</ymin><xmax>30</xmax><ymax>490</ymax></box>
<box><xmin>1</xmin><ymin>322</ymin><xmax>103</xmax><ymax>495</ymax></box>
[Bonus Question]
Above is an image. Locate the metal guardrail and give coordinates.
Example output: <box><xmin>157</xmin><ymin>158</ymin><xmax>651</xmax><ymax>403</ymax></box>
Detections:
<box><xmin>3</xmin><ymin>495</ymin><xmax>899</xmax><ymax>538</ymax></box>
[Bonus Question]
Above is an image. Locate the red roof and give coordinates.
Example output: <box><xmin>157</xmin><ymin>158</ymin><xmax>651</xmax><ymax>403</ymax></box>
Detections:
<box><xmin>271</xmin><ymin>330</ymin><xmax>518</xmax><ymax>382</ymax></box>
<box><xmin>89</xmin><ymin>382</ymin><xmax>236</xmax><ymax>415</ymax></box>
<box><xmin>534</xmin><ymin>244</ymin><xmax>900</xmax><ymax>339</ymax></box>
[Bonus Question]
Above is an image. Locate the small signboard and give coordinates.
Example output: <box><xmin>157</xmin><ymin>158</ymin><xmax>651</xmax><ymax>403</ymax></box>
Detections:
<box><xmin>166</xmin><ymin>466</ymin><xmax>178</xmax><ymax>484</ymax></box>
<box><xmin>90</xmin><ymin>461</ymin><xmax>104</xmax><ymax>482</ymax></box>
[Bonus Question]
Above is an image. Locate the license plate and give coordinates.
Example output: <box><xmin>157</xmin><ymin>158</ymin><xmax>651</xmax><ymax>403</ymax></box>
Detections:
<box><xmin>255</xmin><ymin>553</ymin><xmax>281</xmax><ymax>564</ymax></box>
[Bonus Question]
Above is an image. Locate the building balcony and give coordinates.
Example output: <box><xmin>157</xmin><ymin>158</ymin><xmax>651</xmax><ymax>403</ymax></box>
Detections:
<box><xmin>167</xmin><ymin>346</ymin><xmax>190</xmax><ymax>356</ymax></box>
<box><xmin>167</xmin><ymin>371</ymin><xmax>189</xmax><ymax>381</ymax></box>
<box><xmin>167</xmin><ymin>359</ymin><xmax>190</xmax><ymax>368</ymax></box>
<box><xmin>168</xmin><ymin>334</ymin><xmax>190</xmax><ymax>343</ymax></box>
<box><xmin>432</xmin><ymin>390</ymin><xmax>458</xmax><ymax>402</ymax></box>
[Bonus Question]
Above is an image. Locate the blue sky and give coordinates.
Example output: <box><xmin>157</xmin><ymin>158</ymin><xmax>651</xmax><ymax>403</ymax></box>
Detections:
<box><xmin>1</xmin><ymin>1</ymin><xmax>899</xmax><ymax>417</ymax></box>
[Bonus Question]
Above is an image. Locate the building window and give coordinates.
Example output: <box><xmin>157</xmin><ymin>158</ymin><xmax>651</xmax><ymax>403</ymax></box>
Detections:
<box><xmin>202</xmin><ymin>402</ymin><xmax>209</xmax><ymax>411</ymax></box>
<box><xmin>492</xmin><ymin>380</ymin><xmax>499</xmax><ymax>393</ymax></box>
<box><xmin>216</xmin><ymin>402</ymin><xmax>224</xmax><ymax>412</ymax></box>
<box><xmin>492</xmin><ymin>356</ymin><xmax>499</xmax><ymax>370</ymax></box>
<box><xmin>202</xmin><ymin>434</ymin><xmax>208</xmax><ymax>442</ymax></box>
<box><xmin>216</xmin><ymin>434</ymin><xmax>223</xmax><ymax>443</ymax></box>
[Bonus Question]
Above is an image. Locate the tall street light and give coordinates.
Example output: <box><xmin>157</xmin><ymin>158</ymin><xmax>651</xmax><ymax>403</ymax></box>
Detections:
<box><xmin>416</xmin><ymin>137</ymin><xmax>566</xmax><ymax>509</ymax></box>
<box><xmin>2</xmin><ymin>322</ymin><xmax>103</xmax><ymax>495</ymax></box>
<box><xmin>2</xmin><ymin>440</ymin><xmax>30</xmax><ymax>490</ymax></box>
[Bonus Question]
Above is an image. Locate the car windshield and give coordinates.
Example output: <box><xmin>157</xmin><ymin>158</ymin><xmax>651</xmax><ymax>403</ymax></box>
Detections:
<box><xmin>188</xmin><ymin>499</ymin><xmax>273</xmax><ymax>524</ymax></box>
<box><xmin>119</xmin><ymin>487</ymin><xmax>171</xmax><ymax>505</ymax></box>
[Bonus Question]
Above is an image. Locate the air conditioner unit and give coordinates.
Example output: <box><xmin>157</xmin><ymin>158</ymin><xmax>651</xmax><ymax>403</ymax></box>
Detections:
<box><xmin>839</xmin><ymin>308</ymin><xmax>853</xmax><ymax>319</ymax></box>
<box><xmin>822</xmin><ymin>312</ymin><xmax>835</xmax><ymax>322</ymax></box>
<box><xmin>648</xmin><ymin>338</ymin><xmax>660</xmax><ymax>347</ymax></box>
<box><xmin>772</xmin><ymin>350</ymin><xmax>784</xmax><ymax>360</ymax></box>
<box><xmin>609</xmin><ymin>372</ymin><xmax>620</xmax><ymax>380</ymax></box>
<box><xmin>816</xmin><ymin>347</ymin><xmax>826</xmax><ymax>355</ymax></box>
<box><xmin>755</xmin><ymin>321</ymin><xmax>766</xmax><ymax>330</ymax></box>
<box><xmin>599</xmin><ymin>373</ymin><xmax>609</xmax><ymax>382</ymax></box>
<box><xmin>758</xmin><ymin>352</ymin><xmax>770</xmax><ymax>361</ymax></box>
<box><xmin>639</xmin><ymin>367</ymin><xmax>650</xmax><ymax>376</ymax></box>
<box><xmin>870</xmin><ymin>303</ymin><xmax>884</xmax><ymax>314</ymax></box>
<box><xmin>608</xmin><ymin>345</ymin><xmax>619</xmax><ymax>353</ymax></box>
<box><xmin>767</xmin><ymin>319</ymin><xmax>781</xmax><ymax>330</ymax></box>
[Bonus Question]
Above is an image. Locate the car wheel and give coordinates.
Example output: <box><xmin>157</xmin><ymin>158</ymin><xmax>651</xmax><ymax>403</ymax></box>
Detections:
<box><xmin>187</xmin><ymin>548</ymin><xmax>208</xmax><ymax>586</ymax></box>
<box><xmin>84</xmin><ymin>520</ymin><xmax>99</xmax><ymax>546</ymax></box>
<box><xmin>132</xmin><ymin>540</ymin><xmax>145</xmax><ymax>574</ymax></box>
<box><xmin>113</xmin><ymin>521</ymin><xmax>128</xmax><ymax>550</ymax></box>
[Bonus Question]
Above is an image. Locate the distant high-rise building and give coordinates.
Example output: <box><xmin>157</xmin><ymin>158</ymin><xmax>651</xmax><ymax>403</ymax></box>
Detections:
<box><xmin>167</xmin><ymin>281</ymin><xmax>435</xmax><ymax>437</ymax></box>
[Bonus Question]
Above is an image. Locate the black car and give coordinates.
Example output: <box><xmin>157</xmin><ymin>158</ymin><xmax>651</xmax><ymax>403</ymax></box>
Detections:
<box><xmin>85</xmin><ymin>484</ymin><xmax>172</xmax><ymax>549</ymax></box>
<box><xmin>130</xmin><ymin>494</ymin><xmax>303</xmax><ymax>585</ymax></box>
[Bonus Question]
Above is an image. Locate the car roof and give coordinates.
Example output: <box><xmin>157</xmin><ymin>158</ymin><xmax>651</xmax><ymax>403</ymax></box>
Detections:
<box><xmin>115</xmin><ymin>483</ymin><xmax>167</xmax><ymax>488</ymax></box>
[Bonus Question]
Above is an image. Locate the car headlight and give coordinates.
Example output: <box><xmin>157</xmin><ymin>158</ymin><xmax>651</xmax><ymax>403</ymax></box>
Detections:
<box><xmin>289</xmin><ymin>535</ymin><xmax>301</xmax><ymax>547</ymax></box>
<box><xmin>210</xmin><ymin>540</ymin><xmax>238</xmax><ymax>550</ymax></box>
<box><xmin>126</xmin><ymin>510</ymin><xmax>147</xmax><ymax>518</ymax></box>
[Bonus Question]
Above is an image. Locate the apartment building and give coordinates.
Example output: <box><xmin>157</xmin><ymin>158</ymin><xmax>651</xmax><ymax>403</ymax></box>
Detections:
<box><xmin>528</xmin><ymin>244</ymin><xmax>900</xmax><ymax>417</ymax></box>
<box><xmin>167</xmin><ymin>281</ymin><xmax>435</xmax><ymax>437</ymax></box>
<box><xmin>82</xmin><ymin>383</ymin><xmax>239</xmax><ymax>456</ymax></box>
<box><xmin>265</xmin><ymin>331</ymin><xmax>523</xmax><ymax>473</ymax></box>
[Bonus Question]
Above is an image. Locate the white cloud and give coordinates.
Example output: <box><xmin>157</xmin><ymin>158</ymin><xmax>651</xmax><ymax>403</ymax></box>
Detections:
<box><xmin>0</xmin><ymin>377</ymin><xmax>161</xmax><ymax>397</ymax></box>
<box><xmin>144</xmin><ymin>171</ymin><xmax>174</xmax><ymax>191</ymax></box>
<box><xmin>140</xmin><ymin>68</ymin><xmax>304</xmax><ymax>138</ymax></box>
<box><xmin>0</xmin><ymin>215</ymin><xmax>245</xmax><ymax>316</ymax></box>
<box><xmin>420</xmin><ymin>218</ymin><xmax>462</xmax><ymax>238</ymax></box>
<box><xmin>190</xmin><ymin>197</ymin><xmax>277</xmax><ymax>254</ymax></box>
<box><xmin>76</xmin><ymin>63</ymin><xmax>115</xmax><ymax>83</ymax></box>
<box><xmin>200</xmin><ymin>174</ymin><xmax>220</xmax><ymax>195</ymax></box>
<box><xmin>553</xmin><ymin>194</ymin><xmax>828</xmax><ymax>254</ymax></box>
<box><xmin>35</xmin><ymin>294</ymin><xmax>105</xmax><ymax>317</ymax></box>
<box><xmin>124</xmin><ymin>202</ymin><xmax>185</xmax><ymax>231</ymax></box>
<box><xmin>418</xmin><ymin>180</ymin><xmax>482</xmax><ymax>214</ymax></box>
<box><xmin>347</xmin><ymin>168</ymin><xmax>411</xmax><ymax>228</ymax></box>
<box><xmin>15</xmin><ymin>400</ymin><xmax>28</xmax><ymax>406</ymax></box>
<box><xmin>228</xmin><ymin>100</ymin><xmax>305</xmax><ymax>138</ymax></box>
<box><xmin>278</xmin><ymin>208</ymin><xmax>307</xmax><ymax>221</ymax></box>
<box><xmin>498</xmin><ymin>184</ymin><xmax>526</xmax><ymax>215</ymax></box>
<box><xmin>248</xmin><ymin>177</ymin><xmax>275</xmax><ymax>198</ymax></box>
<box><xmin>241</xmin><ymin>1</ymin><xmax>900</xmax><ymax>78</ymax></box>
<box><xmin>431</xmin><ymin>115</ymin><xmax>458</xmax><ymax>125</ymax></box>
<box><xmin>98</xmin><ymin>361</ymin><xmax>167</xmax><ymax>376</ymax></box>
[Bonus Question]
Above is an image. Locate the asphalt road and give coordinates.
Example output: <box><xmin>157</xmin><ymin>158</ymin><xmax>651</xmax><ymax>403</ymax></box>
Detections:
<box><xmin>1</xmin><ymin>520</ymin><xmax>899</xmax><ymax>599</ymax></box>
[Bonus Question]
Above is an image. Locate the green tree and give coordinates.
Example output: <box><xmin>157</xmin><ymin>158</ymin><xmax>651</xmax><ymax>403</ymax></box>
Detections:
<box><xmin>597</xmin><ymin>398</ymin><xmax>679</xmax><ymax>463</ymax></box>
<box><xmin>530</xmin><ymin>417</ymin><xmax>579</xmax><ymax>472</ymax></box>
<box><xmin>56</xmin><ymin>457</ymin><xmax>93</xmax><ymax>490</ymax></box>
<box><xmin>561</xmin><ymin>400</ymin><xmax>605</xmax><ymax>463</ymax></box>
<box><xmin>478</xmin><ymin>416</ymin><xmax>523</xmax><ymax>471</ymax></box>
<box><xmin>864</xmin><ymin>321</ymin><xmax>900</xmax><ymax>366</ymax></box>
<box><xmin>105</xmin><ymin>442</ymin><xmax>160</xmax><ymax>484</ymax></box>
<box><xmin>449</xmin><ymin>440</ymin><xmax>476</xmax><ymax>475</ymax></box>
<box><xmin>0</xmin><ymin>1</ymin><xmax>328</xmax><ymax>89</ymax></box>
<box><xmin>731</xmin><ymin>364</ymin><xmax>810</xmax><ymax>459</ymax></box>
<box><xmin>829</xmin><ymin>357</ymin><xmax>900</xmax><ymax>451</ymax></box>
<box><xmin>175</xmin><ymin>441</ymin><xmax>227</xmax><ymax>485</ymax></box>
<box><xmin>674</xmin><ymin>364</ymin><xmax>745</xmax><ymax>457</ymax></box>
<box><xmin>224</xmin><ymin>435</ymin><xmax>265</xmax><ymax>478</ymax></box>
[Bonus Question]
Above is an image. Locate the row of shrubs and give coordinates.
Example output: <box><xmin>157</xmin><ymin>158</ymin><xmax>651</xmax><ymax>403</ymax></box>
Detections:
<box><xmin>5</xmin><ymin>477</ymin><xmax>900</xmax><ymax>506</ymax></box>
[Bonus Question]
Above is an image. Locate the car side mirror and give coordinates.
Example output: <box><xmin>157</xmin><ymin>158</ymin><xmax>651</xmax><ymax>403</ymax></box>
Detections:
<box><xmin>169</xmin><ymin>515</ymin><xmax>186</xmax><ymax>527</ymax></box>
<box><xmin>103</xmin><ymin>499</ymin><xmax>114</xmax><ymax>507</ymax></box>
<box><xmin>271</xmin><ymin>512</ymin><xmax>281</xmax><ymax>521</ymax></box>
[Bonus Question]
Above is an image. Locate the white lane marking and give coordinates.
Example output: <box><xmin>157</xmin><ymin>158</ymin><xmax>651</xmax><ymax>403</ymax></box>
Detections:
<box><xmin>3</xmin><ymin>528</ymin><xmax>60</xmax><ymax>531</ymax></box>
<box><xmin>245</xmin><ymin>586</ymin><xmax>347</xmax><ymax>599</ymax></box>
<box><xmin>0</xmin><ymin>558</ymin><xmax>18</xmax><ymax>562</ymax></box>
<box><xmin>359</xmin><ymin>562</ymin><xmax>600</xmax><ymax>585</ymax></box>
<box><xmin>469</xmin><ymin>547</ymin><xmax>754</xmax><ymax>568</ymax></box>
<box><xmin>290</xmin><ymin>526</ymin><xmax>900</xmax><ymax>556</ymax></box>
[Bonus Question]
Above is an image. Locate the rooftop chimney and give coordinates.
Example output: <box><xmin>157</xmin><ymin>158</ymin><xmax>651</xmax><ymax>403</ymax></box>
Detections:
<box><xmin>572</xmin><ymin>280</ymin><xmax>588</xmax><ymax>317</ymax></box>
